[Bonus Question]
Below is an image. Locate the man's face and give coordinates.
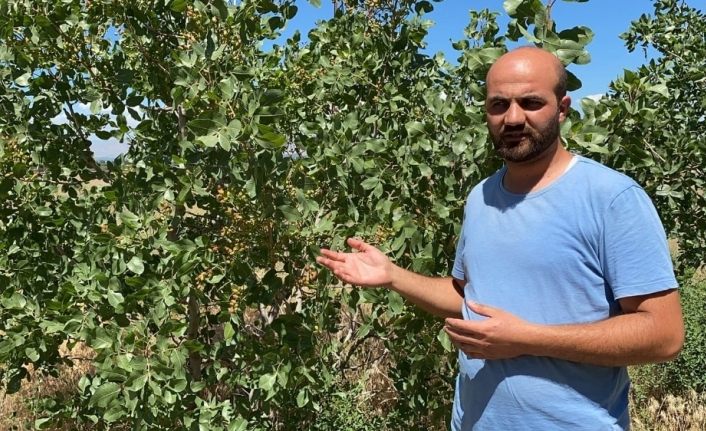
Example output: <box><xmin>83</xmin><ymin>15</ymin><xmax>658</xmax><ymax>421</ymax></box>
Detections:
<box><xmin>485</xmin><ymin>56</ymin><xmax>569</xmax><ymax>163</ymax></box>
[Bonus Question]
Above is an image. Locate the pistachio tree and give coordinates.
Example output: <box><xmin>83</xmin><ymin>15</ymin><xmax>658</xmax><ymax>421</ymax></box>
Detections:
<box><xmin>7</xmin><ymin>0</ymin><xmax>687</xmax><ymax>429</ymax></box>
<box><xmin>572</xmin><ymin>0</ymin><xmax>706</xmax><ymax>270</ymax></box>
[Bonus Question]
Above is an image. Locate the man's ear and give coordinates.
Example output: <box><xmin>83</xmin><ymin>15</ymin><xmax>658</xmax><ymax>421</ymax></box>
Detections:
<box><xmin>558</xmin><ymin>95</ymin><xmax>571</xmax><ymax>121</ymax></box>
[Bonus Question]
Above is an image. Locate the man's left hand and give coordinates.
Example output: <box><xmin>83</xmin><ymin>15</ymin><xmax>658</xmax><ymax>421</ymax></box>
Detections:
<box><xmin>444</xmin><ymin>301</ymin><xmax>535</xmax><ymax>360</ymax></box>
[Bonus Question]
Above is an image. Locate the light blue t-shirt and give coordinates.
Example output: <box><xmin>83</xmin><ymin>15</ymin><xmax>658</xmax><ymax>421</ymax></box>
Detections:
<box><xmin>451</xmin><ymin>155</ymin><xmax>678</xmax><ymax>430</ymax></box>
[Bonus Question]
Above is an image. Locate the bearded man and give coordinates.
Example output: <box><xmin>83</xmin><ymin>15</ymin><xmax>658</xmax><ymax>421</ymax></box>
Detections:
<box><xmin>316</xmin><ymin>47</ymin><xmax>684</xmax><ymax>429</ymax></box>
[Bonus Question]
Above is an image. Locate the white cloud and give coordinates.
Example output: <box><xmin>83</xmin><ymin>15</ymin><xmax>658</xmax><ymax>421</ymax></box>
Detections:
<box><xmin>91</xmin><ymin>136</ymin><xmax>130</xmax><ymax>160</ymax></box>
<box><xmin>49</xmin><ymin>102</ymin><xmax>140</xmax><ymax>160</ymax></box>
<box><xmin>50</xmin><ymin>110</ymin><xmax>68</xmax><ymax>125</ymax></box>
<box><xmin>584</xmin><ymin>93</ymin><xmax>605</xmax><ymax>102</ymax></box>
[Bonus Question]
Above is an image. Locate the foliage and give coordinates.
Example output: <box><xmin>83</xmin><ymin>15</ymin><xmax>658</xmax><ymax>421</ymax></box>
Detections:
<box><xmin>631</xmin><ymin>272</ymin><xmax>706</xmax><ymax>401</ymax></box>
<box><xmin>572</xmin><ymin>0</ymin><xmax>706</xmax><ymax>270</ymax></box>
<box><xmin>0</xmin><ymin>0</ymin><xmax>700</xmax><ymax>429</ymax></box>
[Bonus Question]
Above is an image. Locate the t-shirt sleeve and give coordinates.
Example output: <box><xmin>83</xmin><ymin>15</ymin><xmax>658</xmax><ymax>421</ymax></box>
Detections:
<box><xmin>600</xmin><ymin>185</ymin><xmax>678</xmax><ymax>299</ymax></box>
<box><xmin>452</xmin><ymin>221</ymin><xmax>466</xmax><ymax>281</ymax></box>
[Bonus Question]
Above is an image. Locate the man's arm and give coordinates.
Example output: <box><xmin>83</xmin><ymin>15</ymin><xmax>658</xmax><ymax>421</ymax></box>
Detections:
<box><xmin>387</xmin><ymin>267</ymin><xmax>465</xmax><ymax>318</ymax></box>
<box><xmin>317</xmin><ymin>238</ymin><xmax>464</xmax><ymax>318</ymax></box>
<box><xmin>444</xmin><ymin>289</ymin><xmax>684</xmax><ymax>367</ymax></box>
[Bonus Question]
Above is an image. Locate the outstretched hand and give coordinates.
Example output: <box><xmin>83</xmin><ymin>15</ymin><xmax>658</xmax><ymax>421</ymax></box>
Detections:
<box><xmin>316</xmin><ymin>238</ymin><xmax>394</xmax><ymax>288</ymax></box>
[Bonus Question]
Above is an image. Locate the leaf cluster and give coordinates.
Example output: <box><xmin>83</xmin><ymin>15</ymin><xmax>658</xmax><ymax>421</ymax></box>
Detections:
<box><xmin>1</xmin><ymin>0</ymin><xmax>702</xmax><ymax>429</ymax></box>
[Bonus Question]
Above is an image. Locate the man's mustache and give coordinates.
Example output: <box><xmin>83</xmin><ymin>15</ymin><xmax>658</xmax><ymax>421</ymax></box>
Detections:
<box><xmin>501</xmin><ymin>125</ymin><xmax>530</xmax><ymax>135</ymax></box>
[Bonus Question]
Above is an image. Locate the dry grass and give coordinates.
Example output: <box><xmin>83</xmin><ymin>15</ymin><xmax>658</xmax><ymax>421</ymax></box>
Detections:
<box><xmin>631</xmin><ymin>390</ymin><xmax>706</xmax><ymax>431</ymax></box>
<box><xmin>0</xmin><ymin>343</ymin><xmax>94</xmax><ymax>431</ymax></box>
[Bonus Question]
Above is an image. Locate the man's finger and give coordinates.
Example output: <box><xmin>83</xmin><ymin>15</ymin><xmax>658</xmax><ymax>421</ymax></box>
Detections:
<box><xmin>315</xmin><ymin>256</ymin><xmax>333</xmax><ymax>268</ymax></box>
<box><xmin>444</xmin><ymin>317</ymin><xmax>480</xmax><ymax>332</ymax></box>
<box><xmin>318</xmin><ymin>248</ymin><xmax>347</xmax><ymax>262</ymax></box>
<box><xmin>444</xmin><ymin>325</ymin><xmax>481</xmax><ymax>345</ymax></box>
<box><xmin>461</xmin><ymin>344</ymin><xmax>483</xmax><ymax>357</ymax></box>
<box><xmin>466</xmin><ymin>300</ymin><xmax>496</xmax><ymax>317</ymax></box>
<box><xmin>346</xmin><ymin>237</ymin><xmax>370</xmax><ymax>252</ymax></box>
<box><xmin>451</xmin><ymin>341</ymin><xmax>483</xmax><ymax>360</ymax></box>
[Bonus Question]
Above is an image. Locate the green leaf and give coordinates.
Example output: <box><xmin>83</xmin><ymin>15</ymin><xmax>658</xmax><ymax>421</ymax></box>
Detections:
<box><xmin>256</xmin><ymin>124</ymin><xmax>286</xmax><ymax>148</ymax></box>
<box><xmin>172</xmin><ymin>378</ymin><xmax>188</xmax><ymax>393</ymax></box>
<box><xmin>365</xmin><ymin>139</ymin><xmax>387</xmax><ymax>153</ymax></box>
<box><xmin>437</xmin><ymin>328</ymin><xmax>453</xmax><ymax>352</ymax></box>
<box><xmin>107</xmin><ymin>290</ymin><xmax>125</xmax><ymax>308</ymax></box>
<box><xmin>648</xmin><ymin>83</ymin><xmax>670</xmax><ymax>98</ymax></box>
<box><xmin>90</xmin><ymin>382</ymin><xmax>121</xmax><ymax>408</ymax></box>
<box><xmin>307</xmin><ymin>0</ymin><xmax>321</xmax><ymax>7</ymax></box>
<box><xmin>452</xmin><ymin>139</ymin><xmax>468</xmax><ymax>156</ymax></box>
<box><xmin>261</xmin><ymin>89</ymin><xmax>284</xmax><ymax>106</ymax></box>
<box><xmin>15</xmin><ymin>73</ymin><xmax>30</xmax><ymax>87</ymax></box>
<box><xmin>25</xmin><ymin>348</ymin><xmax>40</xmax><ymax>362</ymax></box>
<box><xmin>119</xmin><ymin>209</ymin><xmax>141</xmax><ymax>229</ymax></box>
<box><xmin>206</xmin><ymin>273</ymin><xmax>225</xmax><ymax>284</ymax></box>
<box><xmin>361</xmin><ymin>177</ymin><xmax>379</xmax><ymax>190</ymax></box>
<box><xmin>463</xmin><ymin>47</ymin><xmax>506</xmax><ymax>71</ymax></box>
<box><xmin>190</xmin><ymin>380</ymin><xmax>206</xmax><ymax>392</ymax></box>
<box><xmin>503</xmin><ymin>0</ymin><xmax>524</xmax><ymax>15</ymax></box>
<box><xmin>213</xmin><ymin>0</ymin><xmax>229</xmax><ymax>18</ymax></box>
<box><xmin>188</xmin><ymin>113</ymin><xmax>226</xmax><ymax>134</ymax></box>
<box><xmin>404</xmin><ymin>121</ymin><xmax>425</xmax><ymax>137</ymax></box>
<box><xmin>415</xmin><ymin>1</ymin><xmax>434</xmax><ymax>14</ymax></box>
<box><xmin>226</xmin><ymin>119</ymin><xmax>243</xmax><ymax>138</ymax></box>
<box><xmin>126</xmin><ymin>95</ymin><xmax>143</xmax><ymax>106</ymax></box>
<box><xmin>278</xmin><ymin>205</ymin><xmax>301</xmax><ymax>222</ymax></box>
<box><xmin>224</xmin><ymin>322</ymin><xmax>235</xmax><ymax>341</ymax></box>
<box><xmin>36</xmin><ymin>206</ymin><xmax>52</xmax><ymax>217</ymax></box>
<box><xmin>566</xmin><ymin>70</ymin><xmax>583</xmax><ymax>92</ymax></box>
<box><xmin>95</xmin><ymin>130</ymin><xmax>112</xmax><ymax>140</ymax></box>
<box><xmin>228</xmin><ymin>417</ymin><xmax>248</xmax><ymax>431</ymax></box>
<box><xmin>197</xmin><ymin>133</ymin><xmax>220</xmax><ymax>148</ymax></box>
<box><xmin>34</xmin><ymin>418</ymin><xmax>52</xmax><ymax>429</ymax></box>
<box><xmin>296</xmin><ymin>389</ymin><xmax>309</xmax><ymax>407</ymax></box>
<box><xmin>259</xmin><ymin>373</ymin><xmax>276</xmax><ymax>392</ymax></box>
<box><xmin>219</xmin><ymin>78</ymin><xmax>235</xmax><ymax>99</ymax></box>
<box><xmin>127</xmin><ymin>256</ymin><xmax>144</xmax><ymax>275</ymax></box>
<box><xmin>388</xmin><ymin>291</ymin><xmax>404</xmax><ymax>315</ymax></box>
<box><xmin>219</xmin><ymin>133</ymin><xmax>232</xmax><ymax>151</ymax></box>
<box><xmin>90</xmin><ymin>99</ymin><xmax>102</xmax><ymax>115</ymax></box>
<box><xmin>6</xmin><ymin>368</ymin><xmax>26</xmax><ymax>394</ymax></box>
<box><xmin>92</xmin><ymin>328</ymin><xmax>113</xmax><ymax>350</ymax></box>
<box><xmin>3</xmin><ymin>293</ymin><xmax>27</xmax><ymax>309</ymax></box>
<box><xmin>103</xmin><ymin>405</ymin><xmax>125</xmax><ymax>422</ymax></box>
<box><xmin>356</xmin><ymin>323</ymin><xmax>371</xmax><ymax>338</ymax></box>
<box><xmin>127</xmin><ymin>374</ymin><xmax>149</xmax><ymax>392</ymax></box>
<box><xmin>170</xmin><ymin>0</ymin><xmax>189</xmax><ymax>12</ymax></box>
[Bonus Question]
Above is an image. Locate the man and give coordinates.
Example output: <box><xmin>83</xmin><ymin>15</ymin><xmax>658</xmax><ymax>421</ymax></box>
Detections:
<box><xmin>316</xmin><ymin>47</ymin><xmax>684</xmax><ymax>429</ymax></box>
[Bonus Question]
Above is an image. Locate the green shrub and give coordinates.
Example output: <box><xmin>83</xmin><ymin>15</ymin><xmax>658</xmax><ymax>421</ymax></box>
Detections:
<box><xmin>630</xmin><ymin>270</ymin><xmax>706</xmax><ymax>401</ymax></box>
<box><xmin>309</xmin><ymin>382</ymin><xmax>395</xmax><ymax>431</ymax></box>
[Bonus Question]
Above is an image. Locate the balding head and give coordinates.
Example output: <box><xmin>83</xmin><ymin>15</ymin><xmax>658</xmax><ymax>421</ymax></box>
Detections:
<box><xmin>487</xmin><ymin>47</ymin><xmax>567</xmax><ymax>100</ymax></box>
<box><xmin>483</xmin><ymin>46</ymin><xmax>571</xmax><ymax>164</ymax></box>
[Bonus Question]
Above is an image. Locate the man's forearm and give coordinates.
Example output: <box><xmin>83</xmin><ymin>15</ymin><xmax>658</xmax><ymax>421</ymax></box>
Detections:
<box><xmin>524</xmin><ymin>311</ymin><xmax>683</xmax><ymax>367</ymax></box>
<box><xmin>386</xmin><ymin>266</ymin><xmax>463</xmax><ymax>318</ymax></box>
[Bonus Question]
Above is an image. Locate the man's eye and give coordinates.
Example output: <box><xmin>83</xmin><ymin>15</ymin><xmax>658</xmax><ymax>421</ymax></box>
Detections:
<box><xmin>521</xmin><ymin>100</ymin><xmax>544</xmax><ymax>110</ymax></box>
<box><xmin>490</xmin><ymin>101</ymin><xmax>508</xmax><ymax>111</ymax></box>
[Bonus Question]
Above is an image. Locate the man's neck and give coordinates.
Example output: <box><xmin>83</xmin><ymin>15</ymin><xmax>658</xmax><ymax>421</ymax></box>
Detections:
<box><xmin>503</xmin><ymin>142</ymin><xmax>574</xmax><ymax>194</ymax></box>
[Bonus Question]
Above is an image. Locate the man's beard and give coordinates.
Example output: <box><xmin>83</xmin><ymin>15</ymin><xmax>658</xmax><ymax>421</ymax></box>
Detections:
<box><xmin>489</xmin><ymin>115</ymin><xmax>560</xmax><ymax>163</ymax></box>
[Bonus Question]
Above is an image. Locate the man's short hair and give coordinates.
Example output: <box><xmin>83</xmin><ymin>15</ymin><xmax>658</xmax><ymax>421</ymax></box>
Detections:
<box><xmin>555</xmin><ymin>63</ymin><xmax>568</xmax><ymax>99</ymax></box>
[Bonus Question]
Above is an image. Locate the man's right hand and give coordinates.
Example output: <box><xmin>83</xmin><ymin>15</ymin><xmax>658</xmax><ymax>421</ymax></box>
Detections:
<box><xmin>316</xmin><ymin>238</ymin><xmax>395</xmax><ymax>288</ymax></box>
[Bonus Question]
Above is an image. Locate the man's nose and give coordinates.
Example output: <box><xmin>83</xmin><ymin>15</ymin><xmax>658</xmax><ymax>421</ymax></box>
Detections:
<box><xmin>504</xmin><ymin>101</ymin><xmax>525</xmax><ymax>126</ymax></box>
